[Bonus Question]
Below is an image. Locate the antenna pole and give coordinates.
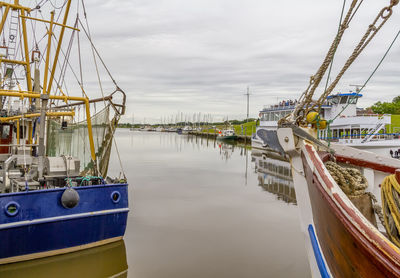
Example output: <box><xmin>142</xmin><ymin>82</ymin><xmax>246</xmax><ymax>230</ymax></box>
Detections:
<box><xmin>244</xmin><ymin>86</ymin><xmax>250</xmax><ymax>123</ymax></box>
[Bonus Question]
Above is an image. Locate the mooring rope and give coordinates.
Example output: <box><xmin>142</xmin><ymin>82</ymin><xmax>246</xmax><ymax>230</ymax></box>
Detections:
<box><xmin>325</xmin><ymin>161</ymin><xmax>385</xmax><ymax>230</ymax></box>
<box><xmin>325</xmin><ymin>161</ymin><xmax>368</xmax><ymax>196</ymax></box>
<box><xmin>381</xmin><ymin>174</ymin><xmax>400</xmax><ymax>247</ymax></box>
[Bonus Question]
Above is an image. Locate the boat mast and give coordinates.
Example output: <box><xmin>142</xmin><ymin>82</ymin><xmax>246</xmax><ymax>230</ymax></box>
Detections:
<box><xmin>38</xmin><ymin>10</ymin><xmax>55</xmax><ymax>179</ymax></box>
<box><xmin>0</xmin><ymin>1</ymin><xmax>100</xmax><ymax>176</ymax></box>
<box><xmin>46</xmin><ymin>0</ymin><xmax>72</xmax><ymax>95</ymax></box>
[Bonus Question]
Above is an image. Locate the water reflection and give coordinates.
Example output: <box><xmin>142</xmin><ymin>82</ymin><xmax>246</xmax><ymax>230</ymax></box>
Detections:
<box><xmin>118</xmin><ymin>130</ymin><xmax>310</xmax><ymax>278</ymax></box>
<box><xmin>252</xmin><ymin>149</ymin><xmax>296</xmax><ymax>204</ymax></box>
<box><xmin>0</xmin><ymin>240</ymin><xmax>128</xmax><ymax>278</ymax></box>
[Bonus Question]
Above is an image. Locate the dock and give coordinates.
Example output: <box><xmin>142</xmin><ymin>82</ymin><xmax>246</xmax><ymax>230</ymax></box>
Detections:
<box><xmin>188</xmin><ymin>131</ymin><xmax>252</xmax><ymax>144</ymax></box>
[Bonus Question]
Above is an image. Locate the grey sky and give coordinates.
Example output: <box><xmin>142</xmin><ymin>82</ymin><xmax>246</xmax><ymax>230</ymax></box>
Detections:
<box><xmin>82</xmin><ymin>0</ymin><xmax>400</xmax><ymax>124</ymax></box>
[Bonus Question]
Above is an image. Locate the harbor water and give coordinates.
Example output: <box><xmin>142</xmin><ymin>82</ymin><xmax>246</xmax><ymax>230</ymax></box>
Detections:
<box><xmin>0</xmin><ymin>129</ymin><xmax>310</xmax><ymax>278</ymax></box>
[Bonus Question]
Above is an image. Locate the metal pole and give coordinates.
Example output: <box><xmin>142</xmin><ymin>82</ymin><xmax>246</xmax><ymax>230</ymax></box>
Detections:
<box><xmin>38</xmin><ymin>11</ymin><xmax>54</xmax><ymax>179</ymax></box>
<box><xmin>244</xmin><ymin>86</ymin><xmax>250</xmax><ymax>123</ymax></box>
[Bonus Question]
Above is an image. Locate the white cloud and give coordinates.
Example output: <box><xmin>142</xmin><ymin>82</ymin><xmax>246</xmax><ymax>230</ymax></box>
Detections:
<box><xmin>28</xmin><ymin>0</ymin><xmax>400</xmax><ymax>123</ymax></box>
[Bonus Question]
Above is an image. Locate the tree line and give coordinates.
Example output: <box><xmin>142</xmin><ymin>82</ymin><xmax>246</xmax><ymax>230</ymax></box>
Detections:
<box><xmin>370</xmin><ymin>96</ymin><xmax>400</xmax><ymax>114</ymax></box>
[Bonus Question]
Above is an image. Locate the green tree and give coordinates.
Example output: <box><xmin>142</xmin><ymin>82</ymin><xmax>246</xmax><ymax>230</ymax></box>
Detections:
<box><xmin>371</xmin><ymin>97</ymin><xmax>400</xmax><ymax>114</ymax></box>
<box><xmin>393</xmin><ymin>96</ymin><xmax>400</xmax><ymax>103</ymax></box>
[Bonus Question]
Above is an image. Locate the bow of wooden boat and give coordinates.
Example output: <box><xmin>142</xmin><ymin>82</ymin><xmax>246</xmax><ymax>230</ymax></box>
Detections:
<box><xmin>277</xmin><ymin>126</ymin><xmax>400</xmax><ymax>278</ymax></box>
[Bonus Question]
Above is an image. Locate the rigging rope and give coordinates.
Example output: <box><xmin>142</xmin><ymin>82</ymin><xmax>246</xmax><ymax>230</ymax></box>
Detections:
<box><xmin>291</xmin><ymin>0</ymin><xmax>359</xmax><ymax>123</ymax></box>
<box><xmin>321</xmin><ymin>0</ymin><xmax>347</xmax><ymax>111</ymax></box>
<box><xmin>48</xmin><ymin>0</ymin><xmax>68</xmax><ymax>10</ymax></box>
<box><xmin>311</xmin><ymin>0</ymin><xmax>399</xmax><ymax>112</ymax></box>
<box><xmin>288</xmin><ymin>0</ymin><xmax>399</xmax><ymax>125</ymax></box>
<box><xmin>79</xmin><ymin>1</ymin><xmax>126</xmax><ymax>179</ymax></box>
<box><xmin>324</xmin><ymin>27</ymin><xmax>400</xmax><ymax>145</ymax></box>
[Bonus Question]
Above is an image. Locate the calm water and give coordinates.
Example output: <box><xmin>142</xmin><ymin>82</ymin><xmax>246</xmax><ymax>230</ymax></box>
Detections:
<box><xmin>0</xmin><ymin>130</ymin><xmax>310</xmax><ymax>278</ymax></box>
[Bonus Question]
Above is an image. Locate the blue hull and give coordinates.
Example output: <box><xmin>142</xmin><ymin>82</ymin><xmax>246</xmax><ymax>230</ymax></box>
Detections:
<box><xmin>0</xmin><ymin>184</ymin><xmax>129</xmax><ymax>264</ymax></box>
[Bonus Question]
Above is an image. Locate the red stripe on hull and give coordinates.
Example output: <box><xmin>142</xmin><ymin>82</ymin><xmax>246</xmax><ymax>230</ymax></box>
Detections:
<box><xmin>335</xmin><ymin>155</ymin><xmax>397</xmax><ymax>174</ymax></box>
<box><xmin>302</xmin><ymin>147</ymin><xmax>400</xmax><ymax>277</ymax></box>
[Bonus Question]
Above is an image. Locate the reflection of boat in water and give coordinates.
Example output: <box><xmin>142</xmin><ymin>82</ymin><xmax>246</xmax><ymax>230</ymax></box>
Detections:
<box><xmin>0</xmin><ymin>240</ymin><xmax>128</xmax><ymax>278</ymax></box>
<box><xmin>218</xmin><ymin>142</ymin><xmax>236</xmax><ymax>160</ymax></box>
<box><xmin>252</xmin><ymin>149</ymin><xmax>296</xmax><ymax>204</ymax></box>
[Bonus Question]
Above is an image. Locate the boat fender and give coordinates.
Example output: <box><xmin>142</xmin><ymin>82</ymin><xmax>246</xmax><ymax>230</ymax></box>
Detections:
<box><xmin>318</xmin><ymin>119</ymin><xmax>327</xmax><ymax>129</ymax></box>
<box><xmin>61</xmin><ymin>188</ymin><xmax>80</xmax><ymax>209</ymax></box>
<box><xmin>306</xmin><ymin>111</ymin><xmax>319</xmax><ymax>124</ymax></box>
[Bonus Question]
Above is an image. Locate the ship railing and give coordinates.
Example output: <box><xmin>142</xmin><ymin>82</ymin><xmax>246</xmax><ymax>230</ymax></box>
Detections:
<box><xmin>345</xmin><ymin>114</ymin><xmax>391</xmax><ymax>118</ymax></box>
<box><xmin>319</xmin><ymin>132</ymin><xmax>400</xmax><ymax>141</ymax></box>
<box><xmin>263</xmin><ymin>104</ymin><xmax>297</xmax><ymax>111</ymax></box>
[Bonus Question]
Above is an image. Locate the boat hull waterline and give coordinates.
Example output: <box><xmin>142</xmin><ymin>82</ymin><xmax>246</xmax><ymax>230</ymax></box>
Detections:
<box><xmin>0</xmin><ymin>184</ymin><xmax>128</xmax><ymax>264</ymax></box>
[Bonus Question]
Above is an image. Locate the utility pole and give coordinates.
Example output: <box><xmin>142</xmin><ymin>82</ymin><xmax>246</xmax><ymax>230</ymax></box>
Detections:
<box><xmin>244</xmin><ymin>86</ymin><xmax>251</xmax><ymax>123</ymax></box>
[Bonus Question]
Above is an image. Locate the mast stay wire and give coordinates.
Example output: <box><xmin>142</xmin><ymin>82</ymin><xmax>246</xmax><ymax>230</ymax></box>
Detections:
<box><xmin>321</xmin><ymin>0</ymin><xmax>347</xmax><ymax>109</ymax></box>
<box><xmin>79</xmin><ymin>0</ymin><xmax>126</xmax><ymax>179</ymax></box>
<box><xmin>54</xmin><ymin>16</ymin><xmax>78</xmax><ymax>104</ymax></box>
<box><xmin>329</xmin><ymin>28</ymin><xmax>400</xmax><ymax>124</ymax></box>
<box><xmin>289</xmin><ymin>0</ymin><xmax>399</xmax><ymax>125</ymax></box>
<box><xmin>290</xmin><ymin>0</ymin><xmax>359</xmax><ymax>123</ymax></box>
<box><xmin>76</xmin><ymin>0</ymin><xmax>83</xmax><ymax>90</ymax></box>
<box><xmin>48</xmin><ymin>0</ymin><xmax>68</xmax><ymax>10</ymax></box>
<box><xmin>310</xmin><ymin>0</ymin><xmax>399</xmax><ymax>113</ymax></box>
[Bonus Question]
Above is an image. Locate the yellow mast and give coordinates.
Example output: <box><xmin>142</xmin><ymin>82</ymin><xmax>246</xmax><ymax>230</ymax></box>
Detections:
<box><xmin>0</xmin><ymin>1</ymin><xmax>98</xmax><ymax>165</ymax></box>
<box><xmin>47</xmin><ymin>0</ymin><xmax>72</xmax><ymax>94</ymax></box>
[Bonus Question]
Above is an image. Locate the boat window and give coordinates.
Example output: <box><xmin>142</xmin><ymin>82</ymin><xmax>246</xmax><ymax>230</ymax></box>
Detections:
<box><xmin>340</xmin><ymin>96</ymin><xmax>348</xmax><ymax>104</ymax></box>
<box><xmin>261</xmin><ymin>113</ymin><xmax>269</xmax><ymax>121</ymax></box>
<box><xmin>348</xmin><ymin>96</ymin><xmax>358</xmax><ymax>104</ymax></box>
<box><xmin>1</xmin><ymin>125</ymin><xmax>10</xmax><ymax>139</ymax></box>
<box><xmin>329</xmin><ymin>97</ymin><xmax>339</xmax><ymax>105</ymax></box>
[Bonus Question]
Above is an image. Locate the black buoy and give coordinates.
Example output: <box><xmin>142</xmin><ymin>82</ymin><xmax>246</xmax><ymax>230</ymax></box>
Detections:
<box><xmin>61</xmin><ymin>188</ymin><xmax>80</xmax><ymax>209</ymax></box>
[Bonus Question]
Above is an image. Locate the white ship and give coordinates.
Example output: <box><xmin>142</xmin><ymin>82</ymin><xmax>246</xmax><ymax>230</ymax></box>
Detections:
<box><xmin>253</xmin><ymin>92</ymin><xmax>400</xmax><ymax>158</ymax></box>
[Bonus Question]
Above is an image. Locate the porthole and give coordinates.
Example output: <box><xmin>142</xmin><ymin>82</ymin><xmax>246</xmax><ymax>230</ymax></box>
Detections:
<box><xmin>5</xmin><ymin>201</ymin><xmax>20</xmax><ymax>217</ymax></box>
<box><xmin>111</xmin><ymin>191</ymin><xmax>121</xmax><ymax>204</ymax></box>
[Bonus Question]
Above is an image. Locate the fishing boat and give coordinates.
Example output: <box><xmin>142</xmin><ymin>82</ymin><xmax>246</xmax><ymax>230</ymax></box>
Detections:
<box><xmin>217</xmin><ymin>128</ymin><xmax>237</xmax><ymax>141</ymax></box>
<box><xmin>276</xmin><ymin>1</ymin><xmax>400</xmax><ymax>276</ymax></box>
<box><xmin>254</xmin><ymin>92</ymin><xmax>400</xmax><ymax>158</ymax></box>
<box><xmin>0</xmin><ymin>0</ymin><xmax>128</xmax><ymax>264</ymax></box>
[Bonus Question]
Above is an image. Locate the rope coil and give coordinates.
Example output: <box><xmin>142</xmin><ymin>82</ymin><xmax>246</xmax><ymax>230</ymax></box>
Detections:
<box><xmin>325</xmin><ymin>161</ymin><xmax>368</xmax><ymax>196</ymax></box>
<box><xmin>381</xmin><ymin>174</ymin><xmax>400</xmax><ymax>247</ymax></box>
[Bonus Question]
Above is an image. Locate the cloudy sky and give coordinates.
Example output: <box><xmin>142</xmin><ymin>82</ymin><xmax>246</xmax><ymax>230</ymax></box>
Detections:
<box><xmin>63</xmin><ymin>0</ymin><xmax>400</xmax><ymax>123</ymax></box>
